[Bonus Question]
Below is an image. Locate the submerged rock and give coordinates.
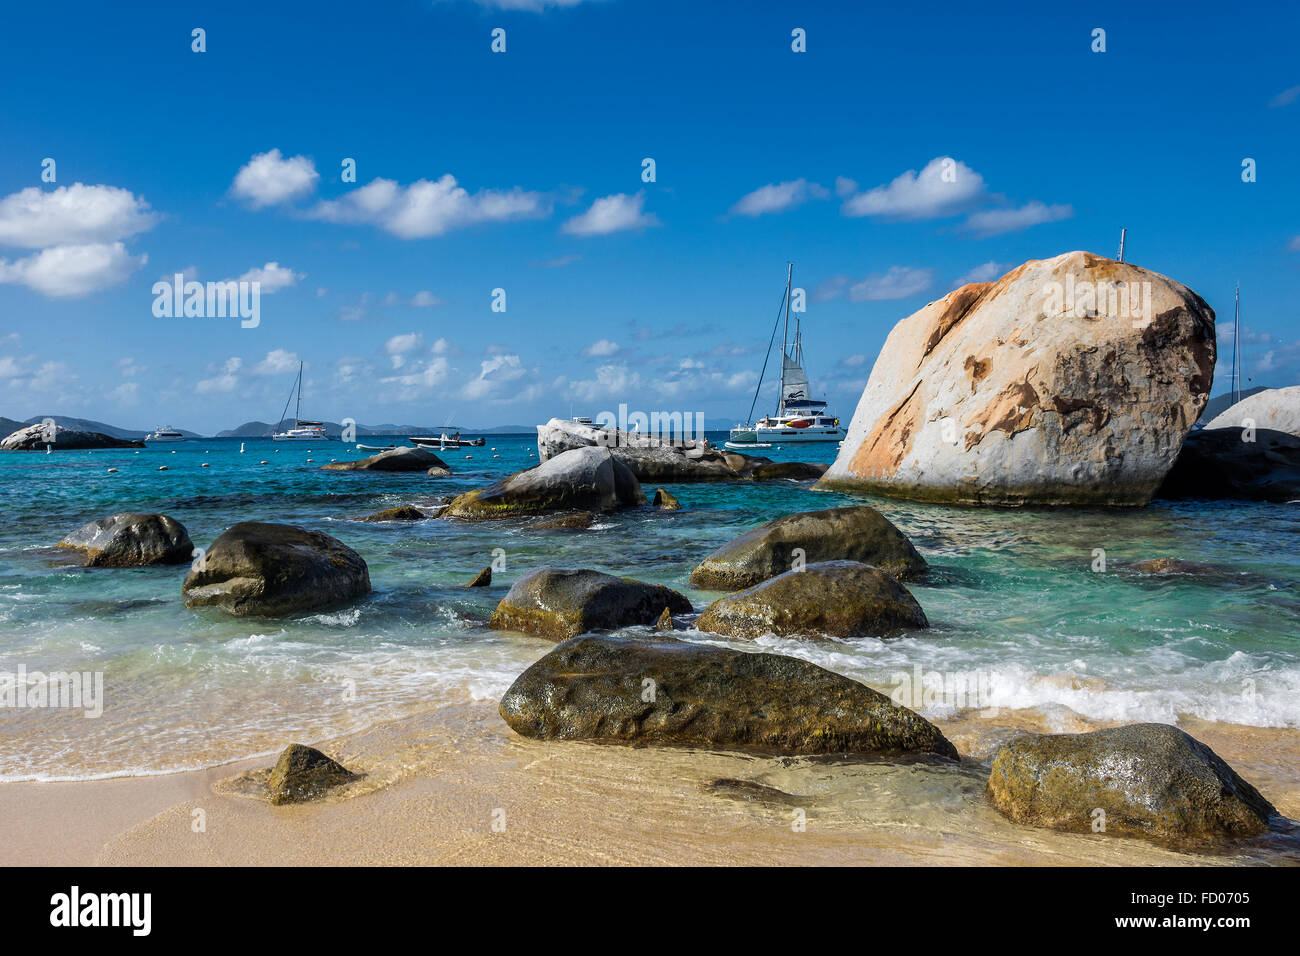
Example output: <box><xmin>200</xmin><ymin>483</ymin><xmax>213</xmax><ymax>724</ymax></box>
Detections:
<box><xmin>466</xmin><ymin>566</ymin><xmax>492</xmax><ymax>587</ymax></box>
<box><xmin>1131</xmin><ymin>557</ymin><xmax>1223</xmax><ymax>576</ymax></box>
<box><xmin>488</xmin><ymin>567</ymin><xmax>692</xmax><ymax>640</ymax></box>
<box><xmin>182</xmin><ymin>521</ymin><xmax>371</xmax><ymax>617</ymax></box>
<box><xmin>358</xmin><ymin>505</ymin><xmax>426</xmax><ymax>522</ymax></box>
<box><xmin>445</xmin><ymin>447</ymin><xmax>643</xmax><ymax>520</ymax></box>
<box><xmin>987</xmin><ymin>723</ymin><xmax>1277</xmax><ymax>842</ymax></box>
<box><xmin>696</xmin><ymin>561</ymin><xmax>928</xmax><ymax>639</ymax></box>
<box><xmin>500</xmin><ymin>634</ymin><xmax>958</xmax><ymax>758</ymax></box>
<box><xmin>56</xmin><ymin>512</ymin><xmax>193</xmax><ymax>567</ymax></box>
<box><xmin>531</xmin><ymin>511</ymin><xmax>595</xmax><ymax>530</ymax></box>
<box><xmin>1156</xmin><ymin>427</ymin><xmax>1300</xmax><ymax>502</ymax></box>
<box><xmin>321</xmin><ymin>446</ymin><xmax>450</xmax><ymax>472</ymax></box>
<box><xmin>267</xmin><ymin>743</ymin><xmax>358</xmax><ymax>805</ymax></box>
<box><xmin>1</xmin><ymin>423</ymin><xmax>144</xmax><ymax>450</ymax></box>
<box><xmin>536</xmin><ymin>417</ymin><xmax>824</xmax><ymax>483</ymax></box>
<box><xmin>817</xmin><ymin>252</ymin><xmax>1216</xmax><ymax>505</ymax></box>
<box><xmin>652</xmin><ymin>488</ymin><xmax>680</xmax><ymax>510</ymax></box>
<box><xmin>690</xmin><ymin>505</ymin><xmax>927</xmax><ymax>590</ymax></box>
<box><xmin>1204</xmin><ymin>386</ymin><xmax>1300</xmax><ymax>437</ymax></box>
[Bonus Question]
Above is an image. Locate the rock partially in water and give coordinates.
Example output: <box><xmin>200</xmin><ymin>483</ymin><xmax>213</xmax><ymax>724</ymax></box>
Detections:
<box><xmin>445</xmin><ymin>447</ymin><xmax>644</xmax><ymax>520</ymax></box>
<box><xmin>817</xmin><ymin>252</ymin><xmax>1216</xmax><ymax>505</ymax></box>
<box><xmin>500</xmin><ymin>634</ymin><xmax>958</xmax><ymax>758</ymax></box>
<box><xmin>488</xmin><ymin>567</ymin><xmax>692</xmax><ymax>640</ymax></box>
<box><xmin>57</xmin><ymin>512</ymin><xmax>193</xmax><ymax>567</ymax></box>
<box><xmin>267</xmin><ymin>743</ymin><xmax>358</xmax><ymax>805</ymax></box>
<box><xmin>1204</xmin><ymin>386</ymin><xmax>1300</xmax><ymax>437</ymax></box>
<box><xmin>536</xmin><ymin>417</ymin><xmax>825</xmax><ymax>483</ymax></box>
<box><xmin>696</xmin><ymin>561</ymin><xmax>928</xmax><ymax>639</ymax></box>
<box><xmin>358</xmin><ymin>505</ymin><xmax>426</xmax><ymax>522</ymax></box>
<box><xmin>652</xmin><ymin>488</ymin><xmax>680</xmax><ymax>510</ymax></box>
<box><xmin>690</xmin><ymin>505</ymin><xmax>927</xmax><ymax>590</ymax></box>
<box><xmin>531</xmin><ymin>511</ymin><xmax>595</xmax><ymax>530</ymax></box>
<box><xmin>321</xmin><ymin>446</ymin><xmax>450</xmax><ymax>472</ymax></box>
<box><xmin>182</xmin><ymin>521</ymin><xmax>371</xmax><ymax>617</ymax></box>
<box><xmin>655</xmin><ymin>606</ymin><xmax>674</xmax><ymax>630</ymax></box>
<box><xmin>987</xmin><ymin>723</ymin><xmax>1277</xmax><ymax>842</ymax></box>
<box><xmin>1131</xmin><ymin>557</ymin><xmax>1224</xmax><ymax>576</ymax></box>
<box><xmin>1</xmin><ymin>423</ymin><xmax>144</xmax><ymax>450</ymax></box>
<box><xmin>1156</xmin><ymin>427</ymin><xmax>1300</xmax><ymax>503</ymax></box>
<box><xmin>466</xmin><ymin>566</ymin><xmax>492</xmax><ymax>587</ymax></box>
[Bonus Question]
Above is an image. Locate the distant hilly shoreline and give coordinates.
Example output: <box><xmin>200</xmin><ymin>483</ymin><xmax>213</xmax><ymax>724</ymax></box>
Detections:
<box><xmin>0</xmin><ymin>414</ymin><xmax>544</xmax><ymax>440</ymax></box>
<box><xmin>1</xmin><ymin>393</ymin><xmax>1270</xmax><ymax>442</ymax></box>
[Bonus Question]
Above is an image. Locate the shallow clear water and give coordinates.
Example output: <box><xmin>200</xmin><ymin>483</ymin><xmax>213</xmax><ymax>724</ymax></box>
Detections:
<box><xmin>0</xmin><ymin>433</ymin><xmax>1296</xmax><ymax>781</ymax></box>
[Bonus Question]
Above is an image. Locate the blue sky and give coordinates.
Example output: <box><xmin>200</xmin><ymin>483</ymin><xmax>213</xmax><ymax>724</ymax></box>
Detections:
<box><xmin>1</xmin><ymin>0</ymin><xmax>1297</xmax><ymax>432</ymax></box>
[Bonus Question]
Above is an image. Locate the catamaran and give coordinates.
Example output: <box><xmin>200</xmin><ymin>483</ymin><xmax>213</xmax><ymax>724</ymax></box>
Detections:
<box><xmin>728</xmin><ymin>264</ymin><xmax>843</xmax><ymax>446</ymax></box>
<box><xmin>272</xmin><ymin>362</ymin><xmax>332</xmax><ymax>442</ymax></box>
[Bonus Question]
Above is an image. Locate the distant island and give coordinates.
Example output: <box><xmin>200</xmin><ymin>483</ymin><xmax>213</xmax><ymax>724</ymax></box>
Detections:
<box><xmin>0</xmin><ymin>397</ymin><xmax>1271</xmax><ymax>443</ymax></box>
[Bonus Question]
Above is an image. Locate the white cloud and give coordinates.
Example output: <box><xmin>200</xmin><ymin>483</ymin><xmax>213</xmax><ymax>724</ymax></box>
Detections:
<box><xmin>1288</xmin><ymin>235</ymin><xmax>1300</xmax><ymax>252</ymax></box>
<box><xmin>236</xmin><ymin>261</ymin><xmax>302</xmax><ymax>293</ymax></box>
<box><xmin>841</xmin><ymin>353</ymin><xmax>868</xmax><ymax>367</ymax></box>
<box><xmin>385</xmin><ymin>333</ymin><xmax>423</xmax><ymax>367</ymax></box>
<box><xmin>536</xmin><ymin>253</ymin><xmax>581</xmax><ymax>268</ymax></box>
<box><xmin>582</xmin><ymin>338</ymin><xmax>620</xmax><ymax>357</ymax></box>
<box><xmin>473</xmin><ymin>0</ymin><xmax>596</xmax><ymax>9</ymax></box>
<box><xmin>109</xmin><ymin>381</ymin><xmax>139</xmax><ymax>405</ymax></box>
<box><xmin>431</xmin><ymin>337</ymin><xmax>452</xmax><ymax>355</ymax></box>
<box><xmin>963</xmin><ymin>201</ymin><xmax>1073</xmax><ymax>237</ymax></box>
<box><xmin>0</xmin><ymin>242</ymin><xmax>146</xmax><ymax>298</ymax></box>
<box><xmin>463</xmin><ymin>354</ymin><xmax>526</xmax><ymax>399</ymax></box>
<box><xmin>381</xmin><ymin>356</ymin><xmax>453</xmax><ymax>398</ymax></box>
<box><xmin>1269</xmin><ymin>85</ymin><xmax>1300</xmax><ymax>108</ymax></box>
<box><xmin>834</xmin><ymin>176</ymin><xmax>858</xmax><ymax>198</ymax></box>
<box><xmin>253</xmin><ymin>349</ymin><xmax>300</xmax><ymax>374</ymax></box>
<box><xmin>411</xmin><ymin>290</ymin><xmax>442</xmax><ymax>307</ymax></box>
<box><xmin>0</xmin><ymin>184</ymin><xmax>157</xmax><ymax>248</ymax></box>
<box><xmin>561</xmin><ymin>192</ymin><xmax>658</xmax><ymax>236</ymax></box>
<box><xmin>954</xmin><ymin>260</ymin><xmax>1007</xmax><ymax>285</ymax></box>
<box><xmin>566</xmin><ymin>363</ymin><xmax>643</xmax><ymax>402</ymax></box>
<box><xmin>836</xmin><ymin>266</ymin><xmax>936</xmax><ymax>302</ymax></box>
<box><xmin>310</xmin><ymin>175</ymin><xmax>548</xmax><ymax>239</ymax></box>
<box><xmin>842</xmin><ymin>157</ymin><xmax>985</xmax><ymax>220</ymax></box>
<box><xmin>196</xmin><ymin>357</ymin><xmax>242</xmax><ymax>394</ymax></box>
<box><xmin>729</xmin><ymin>179</ymin><xmax>828</xmax><ymax>217</ymax></box>
<box><xmin>231</xmin><ymin>149</ymin><xmax>319</xmax><ymax>208</ymax></box>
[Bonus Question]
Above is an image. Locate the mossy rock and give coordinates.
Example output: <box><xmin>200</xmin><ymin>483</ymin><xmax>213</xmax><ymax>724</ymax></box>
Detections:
<box><xmin>489</xmin><ymin>567</ymin><xmax>692</xmax><ymax>641</ymax></box>
<box><xmin>500</xmin><ymin>634</ymin><xmax>958</xmax><ymax>758</ymax></box>
<box><xmin>696</xmin><ymin>561</ymin><xmax>928</xmax><ymax>639</ymax></box>
<box><xmin>56</xmin><ymin>512</ymin><xmax>193</xmax><ymax>567</ymax></box>
<box><xmin>690</xmin><ymin>505</ymin><xmax>927</xmax><ymax>590</ymax></box>
<box><xmin>987</xmin><ymin>723</ymin><xmax>1277</xmax><ymax>843</ymax></box>
<box><xmin>267</xmin><ymin>743</ymin><xmax>358</xmax><ymax>805</ymax></box>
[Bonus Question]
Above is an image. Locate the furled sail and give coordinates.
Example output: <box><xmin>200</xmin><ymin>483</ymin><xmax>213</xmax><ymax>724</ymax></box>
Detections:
<box><xmin>781</xmin><ymin>353</ymin><xmax>810</xmax><ymax>406</ymax></box>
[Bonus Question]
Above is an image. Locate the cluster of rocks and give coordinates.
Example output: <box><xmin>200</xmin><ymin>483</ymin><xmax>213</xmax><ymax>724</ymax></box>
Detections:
<box><xmin>536</xmin><ymin>417</ymin><xmax>827</xmax><ymax>482</ymax></box>
<box><xmin>35</xmin><ymin>251</ymin><xmax>1292</xmax><ymax>835</ymax></box>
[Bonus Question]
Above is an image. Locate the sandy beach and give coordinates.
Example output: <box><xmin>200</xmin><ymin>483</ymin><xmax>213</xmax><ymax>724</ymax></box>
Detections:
<box><xmin>4</xmin><ymin>702</ymin><xmax>1295</xmax><ymax>867</ymax></box>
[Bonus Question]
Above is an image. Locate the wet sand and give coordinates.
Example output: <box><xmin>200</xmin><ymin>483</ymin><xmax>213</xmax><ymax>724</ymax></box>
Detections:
<box><xmin>3</xmin><ymin>702</ymin><xmax>1296</xmax><ymax>867</ymax></box>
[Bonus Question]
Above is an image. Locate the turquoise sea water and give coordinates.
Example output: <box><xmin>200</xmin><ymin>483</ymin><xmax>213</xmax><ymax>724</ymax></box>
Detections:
<box><xmin>0</xmin><ymin>433</ymin><xmax>1297</xmax><ymax>781</ymax></box>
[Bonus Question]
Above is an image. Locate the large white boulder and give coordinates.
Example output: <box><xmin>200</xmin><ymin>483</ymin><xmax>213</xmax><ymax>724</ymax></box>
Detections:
<box><xmin>817</xmin><ymin>252</ymin><xmax>1216</xmax><ymax>506</ymax></box>
<box><xmin>1204</xmin><ymin>386</ymin><xmax>1300</xmax><ymax>437</ymax></box>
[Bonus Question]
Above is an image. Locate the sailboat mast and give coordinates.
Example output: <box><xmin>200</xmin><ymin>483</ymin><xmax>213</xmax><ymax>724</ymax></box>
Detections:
<box><xmin>1233</xmin><ymin>284</ymin><xmax>1241</xmax><ymax>405</ymax></box>
<box><xmin>295</xmin><ymin>362</ymin><xmax>303</xmax><ymax>425</ymax></box>
<box><xmin>779</xmin><ymin>262</ymin><xmax>793</xmax><ymax>414</ymax></box>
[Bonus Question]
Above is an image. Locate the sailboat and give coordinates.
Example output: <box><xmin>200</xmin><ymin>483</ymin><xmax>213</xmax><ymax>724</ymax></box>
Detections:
<box><xmin>272</xmin><ymin>362</ymin><xmax>332</xmax><ymax>442</ymax></box>
<box><xmin>728</xmin><ymin>264</ymin><xmax>843</xmax><ymax>446</ymax></box>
